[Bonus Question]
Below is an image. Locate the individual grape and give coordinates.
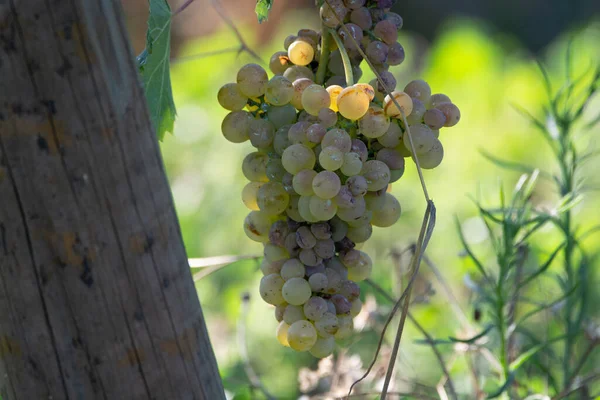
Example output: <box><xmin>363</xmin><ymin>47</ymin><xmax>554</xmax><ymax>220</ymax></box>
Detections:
<box><xmin>349</xmin><ymin>298</ymin><xmax>362</xmax><ymax>317</ymax></box>
<box><xmin>282</xmin><ymin>277</ymin><xmax>312</xmax><ymax>306</ymax></box>
<box><xmin>300</xmin><ymin>248</ymin><xmax>322</xmax><ymax>267</ymax></box>
<box><xmin>376</xmin><ymin>147</ymin><xmax>405</xmax><ymax>170</ymax></box>
<box><xmin>389</xmin><ymin>168</ymin><xmax>404</xmax><ymax>183</ymax></box>
<box><xmin>373</xmin><ymin>20</ymin><xmax>398</xmax><ymax>45</ymax></box>
<box><xmin>284</xmin><ymin>65</ymin><xmax>315</xmax><ymax>83</ymax></box>
<box><xmin>288</xmin><ymin>121</ymin><xmax>311</xmax><ymax>146</ymax></box>
<box><xmin>351</xmin><ymin>139</ymin><xmax>368</xmax><ymax>162</ymax></box>
<box><xmin>284</xmin><ymin>35</ymin><xmax>298</xmax><ymax>50</ymax></box>
<box><xmin>370</xmin><ymin>7</ymin><xmax>385</xmax><ymax>23</ymax></box>
<box><xmin>333</xmin><ymin>185</ymin><xmax>355</xmax><ymax>209</ymax></box>
<box><xmin>302</xmin><ymin>85</ymin><xmax>331</xmax><ymax>116</ymax></box>
<box><xmin>308</xmin><ymin>273</ymin><xmax>328</xmax><ymax>292</ymax></box>
<box><xmin>259</xmin><ymin>273</ymin><xmax>286</xmax><ymax>305</ymax></box>
<box><xmin>346</xmin><ymin>175</ymin><xmax>367</xmax><ymax>197</ymax></box>
<box><xmin>309</xmin><ymin>196</ymin><xmax>338</xmax><ymax>221</ymax></box>
<box><xmin>282</xmin><ymin>144</ymin><xmax>316</xmax><ymax>174</ymax></box>
<box><xmin>261</xmin><ymin>258</ymin><xmax>284</xmax><ymax>275</ymax></box>
<box><xmin>398</xmin><ymin>139</ymin><xmax>412</xmax><ymax>158</ymax></box>
<box><xmin>322</xmin><ymin>128</ymin><xmax>352</xmax><ymax>152</ymax></box>
<box><xmin>298</xmin><ymin>110</ymin><xmax>320</xmax><ymax>124</ymax></box>
<box><xmin>236</xmin><ymin>63</ymin><xmax>268</xmax><ymax>97</ymax></box>
<box><xmin>423</xmin><ymin>108</ymin><xmax>446</xmax><ymax>130</ymax></box>
<box><xmin>287</xmin><ymin>320</ymin><xmax>318</xmax><ymax>351</ymax></box>
<box><xmin>315</xmin><ymin>312</ymin><xmax>339</xmax><ymax>337</ymax></box>
<box><xmin>418</xmin><ymin>139</ymin><xmax>444</xmax><ymax>169</ymax></box>
<box><xmin>325</xmin><ymin>85</ymin><xmax>344</xmax><ymax>112</ymax></box>
<box><xmin>334</xmin><ymin>315</ymin><xmax>353</xmax><ymax>339</ymax></box>
<box><xmin>307</xmin><ymin>123</ymin><xmax>327</xmax><ymax>144</ymax></box>
<box><xmin>298</xmin><ymin>28</ymin><xmax>320</xmax><ymax>42</ymax></box>
<box><xmin>283</xmin><ymin>305</ymin><xmax>306</xmax><ymax>325</ymax></box>
<box><xmin>384</xmin><ymin>12</ymin><xmax>403</xmax><ymax>29</ymax></box>
<box><xmin>318</xmin><ymin>108</ymin><xmax>338</xmax><ymax>128</ymax></box>
<box><xmin>276</xmin><ymin>321</ymin><xmax>290</xmax><ymax>347</ymax></box>
<box><xmin>371</xmin><ymin>193</ymin><xmax>401</xmax><ymax>227</ymax></box>
<box><xmin>324</xmin><ymin>268</ymin><xmax>343</xmax><ymax>294</ymax></box>
<box><xmin>296</xmin><ymin>226</ymin><xmax>317</xmax><ymax>249</ymax></box>
<box><xmin>309</xmin><ymin>336</ymin><xmax>335</xmax><ymax>358</ymax></box>
<box><xmin>435</xmin><ymin>102</ymin><xmax>461</xmax><ymax>127</ymax></box>
<box><xmin>330</xmin><ymin>218</ymin><xmax>348</xmax><ymax>242</ymax></box>
<box><xmin>339</xmin><ymin>23</ymin><xmax>363</xmax><ymax>50</ymax></box>
<box><xmin>244</xmin><ymin>211</ymin><xmax>272</xmax><ymax>243</ymax></box>
<box><xmin>340</xmin><ymin>152</ymin><xmax>363</xmax><ymax>176</ymax></box>
<box><xmin>376</xmin><ymin>70</ymin><xmax>397</xmax><ymax>93</ymax></box>
<box><xmin>314</xmin><ymin>238</ymin><xmax>335</xmax><ymax>259</ymax></box>
<box><xmin>264</xmin><ymin>76</ymin><xmax>294</xmax><ymax>106</ymax></box>
<box><xmin>377</xmin><ymin>121</ymin><xmax>402</xmax><ymax>147</ymax></box>
<box><xmin>303</xmin><ymin>296</ymin><xmax>328</xmax><ymax>321</ymax></box>
<box><xmin>269</xmin><ymin>220</ymin><xmax>290</xmax><ymax>246</ymax></box>
<box><xmin>319</xmin><ymin>146</ymin><xmax>344</xmax><ymax>171</ymax></box>
<box><xmin>320</xmin><ymin>2</ymin><xmax>348</xmax><ymax>28</ymax></box>
<box><xmin>346</xmin><ymin>251</ymin><xmax>372</xmax><ymax>282</ymax></box>
<box><xmin>292</xmin><ymin>169</ymin><xmax>317</xmax><ymax>196</ymax></box>
<box><xmin>340</xmin><ymin>280</ymin><xmax>360</xmax><ymax>301</ymax></box>
<box><xmin>359</xmin><ymin>105</ymin><xmax>390</xmax><ymax>138</ymax></box>
<box><xmin>290</xmin><ymin>78</ymin><xmax>314</xmax><ymax>110</ymax></box>
<box><xmin>242</xmin><ymin>152</ymin><xmax>269</xmax><ymax>182</ymax></box>
<box><xmin>257</xmin><ymin>181</ymin><xmax>290</xmax><ymax>215</ymax></box>
<box><xmin>298</xmin><ymin>195</ymin><xmax>320</xmax><ymax>223</ymax></box>
<box><xmin>311</xmin><ymin>222</ymin><xmax>332</xmax><ymax>240</ymax></box>
<box><xmin>327</xmin><ymin>257</ymin><xmax>349</xmax><ymax>280</ymax></box>
<box><xmin>281</xmin><ymin>259</ymin><xmax>306</xmax><ymax>281</ymax></box>
<box><xmin>404</xmin><ymin>79</ymin><xmax>431</xmax><ymax>103</ymax></box>
<box><xmin>364</xmin><ymin>189</ymin><xmax>386</xmax><ymax>210</ymax></box>
<box><xmin>347</xmin><ymin>223</ymin><xmax>372</xmax><ymax>243</ymax></box>
<box><xmin>337</xmin><ymin>86</ymin><xmax>370</xmax><ymax>120</ymax></box>
<box><xmin>268</xmin><ymin>104</ymin><xmax>297</xmax><ymax>129</ymax></box>
<box><xmin>264</xmin><ymin>243</ymin><xmax>289</xmax><ymax>262</ymax></box>
<box><xmin>275</xmin><ymin>304</ymin><xmax>287</xmax><ymax>322</ymax></box>
<box><xmin>283</xmin><ymin>172</ymin><xmax>296</xmax><ymax>195</ymax></box>
<box><xmin>365</xmin><ymin>40</ymin><xmax>388</xmax><ymax>64</ymax></box>
<box><xmin>305</xmin><ymin>263</ymin><xmax>326</xmax><ymax>276</ymax></box>
<box><xmin>361</xmin><ymin>160</ymin><xmax>391</xmax><ymax>191</ymax></box>
<box><xmin>312</xmin><ymin>171</ymin><xmax>342</xmax><ymax>199</ymax></box>
<box><xmin>350</xmin><ymin>7</ymin><xmax>372</xmax><ymax>30</ymax></box>
<box><xmin>402</xmin><ymin>124</ymin><xmax>436</xmax><ymax>155</ymax></box>
<box><xmin>218</xmin><ymin>83</ymin><xmax>248</xmax><ymax>111</ymax></box>
<box><xmin>330</xmin><ymin>294</ymin><xmax>352</xmax><ymax>314</ymax></box>
<box><xmin>355</xmin><ymin>83</ymin><xmax>375</xmax><ymax>101</ymax></box>
<box><xmin>274</xmin><ymin>125</ymin><xmax>293</xmax><ymax>155</ymax></box>
<box><xmin>344</xmin><ymin>0</ymin><xmax>365</xmax><ymax>10</ymax></box>
<box><xmin>383</xmin><ymin>91</ymin><xmax>413</xmax><ymax>118</ymax></box>
<box><xmin>221</xmin><ymin>110</ymin><xmax>252</xmax><ymax>143</ymax></box>
<box><xmin>406</xmin><ymin>98</ymin><xmax>426</xmax><ymax>125</ymax></box>
<box><xmin>288</xmin><ymin>39</ymin><xmax>315</xmax><ymax>66</ymax></box>
<box><xmin>241</xmin><ymin>181</ymin><xmax>263</xmax><ymax>210</ymax></box>
<box><xmin>428</xmin><ymin>93</ymin><xmax>451</xmax><ymax>108</ymax></box>
<box><xmin>284</xmin><ymin>231</ymin><xmax>302</xmax><ymax>256</ymax></box>
<box><xmin>249</xmin><ymin>118</ymin><xmax>275</xmax><ymax>148</ymax></box>
<box><xmin>269</xmin><ymin>51</ymin><xmax>291</xmax><ymax>75</ymax></box>
<box><xmin>387</xmin><ymin>42</ymin><xmax>405</xmax><ymax>66</ymax></box>
<box><xmin>336</xmin><ymin>196</ymin><xmax>366</xmax><ymax>222</ymax></box>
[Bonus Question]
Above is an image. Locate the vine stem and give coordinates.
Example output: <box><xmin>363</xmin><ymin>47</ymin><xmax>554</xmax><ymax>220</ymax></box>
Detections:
<box><xmin>315</xmin><ymin>23</ymin><xmax>331</xmax><ymax>85</ymax></box>
<box><xmin>328</xmin><ymin>29</ymin><xmax>354</xmax><ymax>86</ymax></box>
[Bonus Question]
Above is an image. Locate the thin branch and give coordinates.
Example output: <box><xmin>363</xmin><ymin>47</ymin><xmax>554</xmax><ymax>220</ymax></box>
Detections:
<box><xmin>210</xmin><ymin>0</ymin><xmax>261</xmax><ymax>61</ymax></box>
<box><xmin>173</xmin><ymin>0</ymin><xmax>195</xmax><ymax>16</ymax></box>
<box><xmin>189</xmin><ymin>254</ymin><xmax>261</xmax><ymax>280</ymax></box>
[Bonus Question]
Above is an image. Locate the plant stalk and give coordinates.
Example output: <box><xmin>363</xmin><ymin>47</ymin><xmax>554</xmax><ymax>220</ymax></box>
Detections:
<box><xmin>315</xmin><ymin>23</ymin><xmax>331</xmax><ymax>85</ymax></box>
<box><xmin>328</xmin><ymin>29</ymin><xmax>353</xmax><ymax>86</ymax></box>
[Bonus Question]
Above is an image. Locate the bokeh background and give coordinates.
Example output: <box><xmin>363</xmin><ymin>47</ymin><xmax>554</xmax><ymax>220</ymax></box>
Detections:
<box><xmin>124</xmin><ymin>1</ymin><xmax>600</xmax><ymax>398</ymax></box>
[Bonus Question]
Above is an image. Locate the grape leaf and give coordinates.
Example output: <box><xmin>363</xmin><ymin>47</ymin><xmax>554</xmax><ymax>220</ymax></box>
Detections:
<box><xmin>138</xmin><ymin>0</ymin><xmax>176</xmax><ymax>141</ymax></box>
<box><xmin>255</xmin><ymin>0</ymin><xmax>273</xmax><ymax>23</ymax></box>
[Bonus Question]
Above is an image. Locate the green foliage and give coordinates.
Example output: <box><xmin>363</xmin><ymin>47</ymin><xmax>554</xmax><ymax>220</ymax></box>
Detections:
<box><xmin>255</xmin><ymin>0</ymin><xmax>273</xmax><ymax>23</ymax></box>
<box><xmin>138</xmin><ymin>0</ymin><xmax>176</xmax><ymax>141</ymax></box>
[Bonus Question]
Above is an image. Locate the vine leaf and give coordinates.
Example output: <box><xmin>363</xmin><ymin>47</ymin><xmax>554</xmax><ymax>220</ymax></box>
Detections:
<box><xmin>255</xmin><ymin>0</ymin><xmax>273</xmax><ymax>23</ymax></box>
<box><xmin>138</xmin><ymin>0</ymin><xmax>176</xmax><ymax>141</ymax></box>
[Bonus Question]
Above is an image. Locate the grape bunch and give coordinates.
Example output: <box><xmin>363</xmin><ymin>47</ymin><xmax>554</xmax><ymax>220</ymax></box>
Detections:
<box><xmin>217</xmin><ymin>0</ymin><xmax>460</xmax><ymax>358</ymax></box>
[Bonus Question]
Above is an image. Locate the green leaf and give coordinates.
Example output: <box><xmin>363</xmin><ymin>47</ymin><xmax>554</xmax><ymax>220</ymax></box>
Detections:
<box><xmin>448</xmin><ymin>324</ymin><xmax>494</xmax><ymax>344</ymax></box>
<box><xmin>139</xmin><ymin>0</ymin><xmax>176</xmax><ymax>141</ymax></box>
<box><xmin>255</xmin><ymin>0</ymin><xmax>273</xmax><ymax>23</ymax></box>
<box><xmin>508</xmin><ymin>334</ymin><xmax>566</xmax><ymax>371</ymax></box>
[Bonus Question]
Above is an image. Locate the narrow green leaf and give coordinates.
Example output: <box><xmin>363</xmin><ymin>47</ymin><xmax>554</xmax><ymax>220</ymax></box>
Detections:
<box><xmin>486</xmin><ymin>373</ymin><xmax>515</xmax><ymax>399</ymax></box>
<box><xmin>509</xmin><ymin>335</ymin><xmax>567</xmax><ymax>371</ymax></box>
<box><xmin>480</xmin><ymin>151</ymin><xmax>551</xmax><ymax>180</ymax></box>
<box><xmin>519</xmin><ymin>243</ymin><xmax>565</xmax><ymax>288</ymax></box>
<box><xmin>139</xmin><ymin>0</ymin><xmax>176</xmax><ymax>140</ymax></box>
<box><xmin>448</xmin><ymin>324</ymin><xmax>494</xmax><ymax>344</ymax></box>
<box><xmin>255</xmin><ymin>0</ymin><xmax>273</xmax><ymax>23</ymax></box>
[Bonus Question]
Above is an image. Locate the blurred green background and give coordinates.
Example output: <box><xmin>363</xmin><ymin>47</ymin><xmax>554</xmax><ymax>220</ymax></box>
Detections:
<box><xmin>129</xmin><ymin>3</ymin><xmax>600</xmax><ymax>398</ymax></box>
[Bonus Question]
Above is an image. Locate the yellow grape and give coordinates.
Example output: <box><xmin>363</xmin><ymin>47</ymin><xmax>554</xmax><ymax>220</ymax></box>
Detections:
<box><xmin>287</xmin><ymin>320</ymin><xmax>318</xmax><ymax>351</ymax></box>
<box><xmin>383</xmin><ymin>91</ymin><xmax>413</xmax><ymax>118</ymax></box>
<box><xmin>276</xmin><ymin>321</ymin><xmax>290</xmax><ymax>347</ymax></box>
<box><xmin>337</xmin><ymin>86</ymin><xmax>370</xmax><ymax>120</ymax></box>
<box><xmin>302</xmin><ymin>85</ymin><xmax>331</xmax><ymax>116</ymax></box>
<box><xmin>355</xmin><ymin>83</ymin><xmax>375</xmax><ymax>100</ymax></box>
<box><xmin>288</xmin><ymin>40</ymin><xmax>315</xmax><ymax>66</ymax></box>
<box><xmin>326</xmin><ymin>85</ymin><xmax>343</xmax><ymax>112</ymax></box>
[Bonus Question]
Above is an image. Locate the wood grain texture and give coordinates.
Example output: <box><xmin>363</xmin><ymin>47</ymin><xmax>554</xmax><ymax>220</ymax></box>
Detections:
<box><xmin>0</xmin><ymin>0</ymin><xmax>225</xmax><ymax>398</ymax></box>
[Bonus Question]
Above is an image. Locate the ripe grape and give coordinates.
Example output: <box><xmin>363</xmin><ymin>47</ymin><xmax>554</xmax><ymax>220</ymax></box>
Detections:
<box><xmin>361</xmin><ymin>160</ymin><xmax>391</xmax><ymax>191</ymax></box>
<box><xmin>313</xmin><ymin>171</ymin><xmax>342</xmax><ymax>199</ymax></box>
<box><xmin>288</xmin><ymin>40</ymin><xmax>315</xmax><ymax>66</ymax></box>
<box><xmin>404</xmin><ymin>79</ymin><xmax>431</xmax><ymax>103</ymax></box>
<box><xmin>428</xmin><ymin>93</ymin><xmax>451</xmax><ymax>108</ymax></box>
<box><xmin>287</xmin><ymin>320</ymin><xmax>318</xmax><ymax>351</ymax></box>
<box><xmin>269</xmin><ymin>51</ymin><xmax>291</xmax><ymax>75</ymax></box>
<box><xmin>341</xmin><ymin>152</ymin><xmax>363</xmax><ymax>176</ymax></box>
<box><xmin>218</xmin><ymin>83</ymin><xmax>248</xmax><ymax>111</ymax></box>
<box><xmin>302</xmin><ymin>85</ymin><xmax>331</xmax><ymax>116</ymax></box>
<box><xmin>308</xmin><ymin>273</ymin><xmax>328</xmax><ymax>292</ymax></box>
<box><xmin>423</xmin><ymin>108</ymin><xmax>446</xmax><ymax>130</ymax></box>
<box><xmin>241</xmin><ymin>181</ymin><xmax>263</xmax><ymax>210</ymax></box>
<box><xmin>221</xmin><ymin>110</ymin><xmax>252</xmax><ymax>143</ymax></box>
<box><xmin>359</xmin><ymin>105</ymin><xmax>390</xmax><ymax>138</ymax></box>
<box><xmin>265</xmin><ymin>76</ymin><xmax>294</xmax><ymax>106</ymax></box>
<box><xmin>436</xmin><ymin>102</ymin><xmax>461</xmax><ymax>127</ymax></box>
<box><xmin>260</xmin><ymin>273</ymin><xmax>286</xmax><ymax>305</ymax></box>
<box><xmin>283</xmin><ymin>305</ymin><xmax>306</xmax><ymax>324</ymax></box>
<box><xmin>418</xmin><ymin>138</ymin><xmax>444</xmax><ymax>169</ymax></box>
<box><xmin>337</xmin><ymin>86</ymin><xmax>370</xmax><ymax>120</ymax></box>
<box><xmin>371</xmin><ymin>193</ymin><xmax>401</xmax><ymax>227</ymax></box>
<box><xmin>276</xmin><ymin>321</ymin><xmax>290</xmax><ymax>346</ymax></box>
<box><xmin>237</xmin><ymin>63</ymin><xmax>268</xmax><ymax>97</ymax></box>
<box><xmin>383</xmin><ymin>91</ymin><xmax>413</xmax><ymax>118</ymax></box>
<box><xmin>309</xmin><ymin>336</ymin><xmax>335</xmax><ymax>358</ymax></box>
<box><xmin>304</xmin><ymin>296</ymin><xmax>328</xmax><ymax>320</ymax></box>
<box><xmin>282</xmin><ymin>277</ymin><xmax>312</xmax><ymax>305</ymax></box>
<box><xmin>402</xmin><ymin>124</ymin><xmax>436</xmax><ymax>155</ymax></box>
<box><xmin>282</xmin><ymin>144</ymin><xmax>316</xmax><ymax>174</ymax></box>
<box><xmin>284</xmin><ymin>65</ymin><xmax>315</xmax><ymax>82</ymax></box>
<box><xmin>281</xmin><ymin>259</ymin><xmax>306</xmax><ymax>280</ymax></box>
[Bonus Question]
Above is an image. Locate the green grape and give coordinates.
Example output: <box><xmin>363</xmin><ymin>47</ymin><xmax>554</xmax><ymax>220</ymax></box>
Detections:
<box><xmin>334</xmin><ymin>315</ymin><xmax>353</xmax><ymax>340</ymax></box>
<box><xmin>402</xmin><ymin>124</ymin><xmax>436</xmax><ymax>155</ymax></box>
<box><xmin>288</xmin><ymin>121</ymin><xmax>311</xmax><ymax>145</ymax></box>
<box><xmin>309</xmin><ymin>196</ymin><xmax>338</xmax><ymax>220</ymax></box>
<box><xmin>275</xmin><ymin>304</ymin><xmax>287</xmax><ymax>322</ymax></box>
<box><xmin>257</xmin><ymin>181</ymin><xmax>290</xmax><ymax>215</ymax></box>
<box><xmin>436</xmin><ymin>102</ymin><xmax>461</xmax><ymax>127</ymax></box>
<box><xmin>276</xmin><ymin>321</ymin><xmax>290</xmax><ymax>347</ymax></box>
<box><xmin>221</xmin><ymin>110</ymin><xmax>252</xmax><ymax>143</ymax></box>
<box><xmin>389</xmin><ymin>168</ymin><xmax>404</xmax><ymax>182</ymax></box>
<box><xmin>428</xmin><ymin>93</ymin><xmax>451</xmax><ymax>108</ymax></box>
<box><xmin>283</xmin><ymin>34</ymin><xmax>298</xmax><ymax>50</ymax></box>
<box><xmin>242</xmin><ymin>152</ymin><xmax>269</xmax><ymax>182</ymax></box>
<box><xmin>383</xmin><ymin>91</ymin><xmax>413</xmax><ymax>118</ymax></box>
<box><xmin>259</xmin><ymin>273</ymin><xmax>286</xmax><ymax>305</ymax></box>
<box><xmin>319</xmin><ymin>146</ymin><xmax>344</xmax><ymax>171</ymax></box>
<box><xmin>291</xmin><ymin>78</ymin><xmax>314</xmax><ymax>110</ymax></box>
<box><xmin>306</xmin><ymin>123</ymin><xmax>327</xmax><ymax>145</ymax></box>
<box><xmin>217</xmin><ymin>82</ymin><xmax>248</xmax><ymax>111</ymax></box>
<box><xmin>273</xmin><ymin>125</ymin><xmax>292</xmax><ymax>155</ymax></box>
<box><xmin>321</xmin><ymin>128</ymin><xmax>351</xmax><ymax>152</ymax></box>
<box><xmin>340</xmin><ymin>152</ymin><xmax>363</xmax><ymax>176</ymax></box>
<box><xmin>364</xmin><ymin>190</ymin><xmax>386</xmax><ymax>210</ymax></box>
<box><xmin>243</xmin><ymin>210</ymin><xmax>272</xmax><ymax>242</ymax></box>
<box><xmin>403</xmin><ymin>79</ymin><xmax>431</xmax><ymax>103</ymax></box>
<box><xmin>423</xmin><ymin>108</ymin><xmax>446</xmax><ymax>130</ymax></box>
<box><xmin>326</xmin><ymin>257</ymin><xmax>348</xmax><ymax>280</ymax></box>
<box><xmin>324</xmin><ymin>267</ymin><xmax>343</xmax><ymax>294</ymax></box>
<box><xmin>298</xmin><ymin>28</ymin><xmax>320</xmax><ymax>44</ymax></box>
<box><xmin>282</xmin><ymin>277</ymin><xmax>312</xmax><ymax>305</ymax></box>
<box><xmin>296</xmin><ymin>226</ymin><xmax>316</xmax><ymax>249</ymax></box>
<box><xmin>315</xmin><ymin>312</ymin><xmax>339</xmax><ymax>337</ymax></box>
<box><xmin>269</xmin><ymin>51</ymin><xmax>291</xmax><ymax>75</ymax></box>
<box><xmin>318</xmin><ymin>108</ymin><xmax>338</xmax><ymax>128</ymax></box>
<box><xmin>264</xmin><ymin>243</ymin><xmax>289</xmax><ymax>262</ymax></box>
<box><xmin>303</xmin><ymin>296</ymin><xmax>328</xmax><ymax>321</ymax></box>
<box><xmin>308</xmin><ymin>272</ymin><xmax>328</xmax><ymax>292</ymax></box>
<box><xmin>377</xmin><ymin>120</ymin><xmax>403</xmax><ymax>147</ymax></box>
<box><xmin>302</xmin><ymin>85</ymin><xmax>331</xmax><ymax>116</ymax></box>
<box><xmin>371</xmin><ymin>193</ymin><xmax>401</xmax><ymax>227</ymax></box>
<box><xmin>406</xmin><ymin>98</ymin><xmax>426</xmax><ymax>125</ymax></box>
<box><xmin>268</xmin><ymin>104</ymin><xmax>297</xmax><ymax>129</ymax></box>
<box><xmin>347</xmin><ymin>175</ymin><xmax>367</xmax><ymax>197</ymax></box>
<box><xmin>312</xmin><ymin>171</ymin><xmax>341</xmax><ymax>199</ymax></box>
<box><xmin>309</xmin><ymin>336</ymin><xmax>335</xmax><ymax>358</ymax></box>
<box><xmin>236</xmin><ymin>63</ymin><xmax>268</xmax><ymax>97</ymax></box>
<box><xmin>299</xmin><ymin>248</ymin><xmax>322</xmax><ymax>267</ymax></box>
<box><xmin>314</xmin><ymin>238</ymin><xmax>335</xmax><ymax>259</ymax></box>
<box><xmin>288</xmin><ymin>39</ymin><xmax>315</xmax><ymax>66</ymax></box>
<box><xmin>286</xmin><ymin>195</ymin><xmax>305</xmax><ymax>222</ymax></box>
<box><xmin>260</xmin><ymin>258</ymin><xmax>284</xmax><ymax>275</ymax></box>
<box><xmin>346</xmin><ymin>211</ymin><xmax>371</xmax><ymax>228</ymax></box>
<box><xmin>361</xmin><ymin>160</ymin><xmax>391</xmax><ymax>191</ymax></box>
<box><xmin>298</xmin><ymin>195</ymin><xmax>320</xmax><ymax>222</ymax></box>
<box><xmin>282</xmin><ymin>144</ymin><xmax>316</xmax><ymax>174</ymax></box>
<box><xmin>241</xmin><ymin>181</ymin><xmax>263</xmax><ymax>210</ymax></box>
<box><xmin>358</xmin><ymin>105</ymin><xmax>390</xmax><ymax>138</ymax></box>
<box><xmin>249</xmin><ymin>118</ymin><xmax>275</xmax><ymax>149</ymax></box>
<box><xmin>284</xmin><ymin>65</ymin><xmax>315</xmax><ymax>83</ymax></box>
<box><xmin>347</xmin><ymin>223</ymin><xmax>372</xmax><ymax>243</ymax></box>
<box><xmin>336</xmin><ymin>195</ymin><xmax>366</xmax><ymax>222</ymax></box>
<box><xmin>287</xmin><ymin>320</ymin><xmax>318</xmax><ymax>351</ymax></box>
<box><xmin>330</xmin><ymin>217</ymin><xmax>349</xmax><ymax>241</ymax></box>
<box><xmin>292</xmin><ymin>169</ymin><xmax>317</xmax><ymax>196</ymax></box>
<box><xmin>376</xmin><ymin>147</ymin><xmax>405</xmax><ymax>170</ymax></box>
<box><xmin>320</xmin><ymin>2</ymin><xmax>348</xmax><ymax>28</ymax></box>
<box><xmin>265</xmin><ymin>76</ymin><xmax>294</xmax><ymax>106</ymax></box>
<box><xmin>283</xmin><ymin>305</ymin><xmax>306</xmax><ymax>324</ymax></box>
<box><xmin>337</xmin><ymin>86</ymin><xmax>370</xmax><ymax>120</ymax></box>
<box><xmin>350</xmin><ymin>298</ymin><xmax>362</xmax><ymax>317</ymax></box>
<box><xmin>346</xmin><ymin>251</ymin><xmax>372</xmax><ymax>282</ymax></box>
<box><xmin>418</xmin><ymin>138</ymin><xmax>444</xmax><ymax>169</ymax></box>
